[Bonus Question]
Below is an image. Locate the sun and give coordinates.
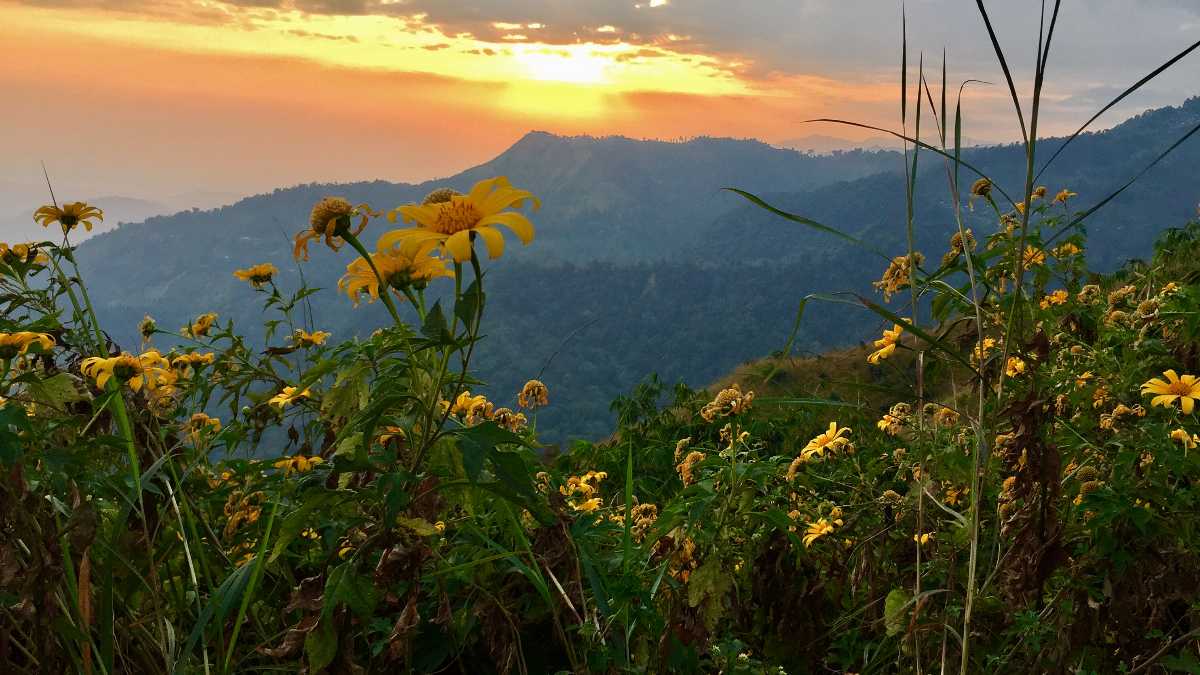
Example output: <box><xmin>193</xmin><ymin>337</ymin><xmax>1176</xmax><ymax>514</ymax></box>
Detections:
<box><xmin>515</xmin><ymin>47</ymin><xmax>610</xmax><ymax>85</ymax></box>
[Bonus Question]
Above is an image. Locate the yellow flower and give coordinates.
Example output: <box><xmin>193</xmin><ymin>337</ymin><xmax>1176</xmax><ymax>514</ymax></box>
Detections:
<box><xmin>187</xmin><ymin>312</ymin><xmax>219</xmax><ymax>338</ymax></box>
<box><xmin>568</xmin><ymin>497</ymin><xmax>603</xmax><ymax>513</ymax></box>
<box><xmin>338</xmin><ymin>241</ymin><xmax>451</xmax><ymax>306</ymax></box>
<box><xmin>1031</xmin><ymin>186</ymin><xmax>1047</xmax><ymax>199</ymax></box>
<box><xmin>1005</xmin><ymin>356</ymin><xmax>1026</xmax><ymax>378</ymax></box>
<box><xmin>294</xmin><ymin>197</ymin><xmax>375</xmax><ymax>260</ymax></box>
<box><xmin>1039</xmin><ymin>290</ymin><xmax>1068</xmax><ymax>309</ymax></box>
<box><xmin>1142</xmin><ymin>370</ymin><xmax>1200</xmax><ymax>414</ymax></box>
<box><xmin>273</xmin><ymin>454</ymin><xmax>324</xmax><ymax>476</ymax></box>
<box><xmin>381</xmin><ymin>177</ymin><xmax>539</xmax><ymax>263</ymax></box>
<box><xmin>33</xmin><ymin>201</ymin><xmax>103</xmax><ymax>234</ymax></box>
<box><xmin>802</xmin><ymin>422</ymin><xmax>852</xmax><ymax>460</ymax></box>
<box><xmin>0</xmin><ymin>332</ymin><xmax>55</xmax><ymax>359</ymax></box>
<box><xmin>1052</xmin><ymin>242</ymin><xmax>1082</xmax><ymax>258</ymax></box>
<box><xmin>802</xmin><ymin>518</ymin><xmax>836</xmax><ymax>548</ymax></box>
<box><xmin>292</xmin><ymin>329</ymin><xmax>331</xmax><ymax>348</ymax></box>
<box><xmin>913</xmin><ymin>532</ymin><xmax>935</xmax><ymax>545</ymax></box>
<box><xmin>301</xmin><ymin>527</ymin><xmax>320</xmax><ymax>540</ymax></box>
<box><xmin>187</xmin><ymin>413</ymin><xmax>221</xmax><ymax>445</ymax></box>
<box><xmin>171</xmin><ymin>351</ymin><xmax>215</xmax><ymax>374</ymax></box>
<box><xmin>971</xmin><ymin>337</ymin><xmax>997</xmax><ymax>365</ymax></box>
<box><xmin>1021</xmin><ymin>245</ymin><xmax>1046</xmax><ymax>267</ymax></box>
<box><xmin>233</xmin><ymin>263</ymin><xmax>279</xmax><ymax>288</ymax></box>
<box><xmin>268</xmin><ymin>385</ymin><xmax>312</xmax><ymax>409</ymax></box>
<box><xmin>1015</xmin><ymin>201</ymin><xmax>1026</xmax><ymax>215</ymax></box>
<box><xmin>81</xmin><ymin>350</ymin><xmax>173</xmax><ymax>392</ymax></box>
<box><xmin>518</xmin><ymin>379</ymin><xmax>550</xmax><ymax>409</ymax></box>
<box><xmin>0</xmin><ymin>242</ymin><xmax>47</xmax><ymax>266</ymax></box>
<box><xmin>867</xmin><ymin>324</ymin><xmax>903</xmax><ymax>364</ymax></box>
<box><xmin>1170</xmin><ymin>428</ymin><xmax>1198</xmax><ymax>450</ymax></box>
<box><xmin>1054</xmin><ymin>188</ymin><xmax>1077</xmax><ymax>203</ymax></box>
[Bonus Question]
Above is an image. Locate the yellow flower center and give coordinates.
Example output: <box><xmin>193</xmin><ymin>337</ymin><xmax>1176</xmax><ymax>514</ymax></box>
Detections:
<box><xmin>430</xmin><ymin>199</ymin><xmax>483</xmax><ymax>235</ymax></box>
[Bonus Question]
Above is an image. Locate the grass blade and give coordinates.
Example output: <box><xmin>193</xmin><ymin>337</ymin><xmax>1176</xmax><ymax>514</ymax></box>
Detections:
<box><xmin>723</xmin><ymin>188</ymin><xmax>890</xmax><ymax>259</ymax></box>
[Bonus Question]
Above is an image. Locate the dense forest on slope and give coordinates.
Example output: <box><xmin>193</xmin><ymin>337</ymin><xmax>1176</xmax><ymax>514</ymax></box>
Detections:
<box><xmin>74</xmin><ymin>96</ymin><xmax>1200</xmax><ymax>441</ymax></box>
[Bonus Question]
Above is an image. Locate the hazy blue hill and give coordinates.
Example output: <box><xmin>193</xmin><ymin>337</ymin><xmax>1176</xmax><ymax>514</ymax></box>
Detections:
<box><xmin>74</xmin><ymin>97</ymin><xmax>1200</xmax><ymax>442</ymax></box>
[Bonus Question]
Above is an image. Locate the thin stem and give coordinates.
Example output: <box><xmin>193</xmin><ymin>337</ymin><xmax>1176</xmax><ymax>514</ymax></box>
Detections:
<box><xmin>340</xmin><ymin>231</ymin><xmax>404</xmax><ymax>327</ymax></box>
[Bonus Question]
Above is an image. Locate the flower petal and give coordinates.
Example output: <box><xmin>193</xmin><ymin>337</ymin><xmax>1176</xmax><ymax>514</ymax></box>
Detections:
<box><xmin>474</xmin><ymin>225</ymin><xmax>505</xmax><ymax>259</ymax></box>
<box><xmin>443</xmin><ymin>230</ymin><xmax>473</xmax><ymax>262</ymax></box>
<box><xmin>477</xmin><ymin>212</ymin><xmax>535</xmax><ymax>245</ymax></box>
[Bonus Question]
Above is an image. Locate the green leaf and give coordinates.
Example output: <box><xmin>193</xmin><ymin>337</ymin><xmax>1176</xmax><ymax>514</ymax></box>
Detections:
<box><xmin>421</xmin><ymin>301</ymin><xmax>451</xmax><ymax>343</ymax></box>
<box><xmin>455</xmin><ymin>278</ymin><xmax>485</xmax><ymax>326</ymax></box>
<box><xmin>0</xmin><ymin>404</ymin><xmax>32</xmax><ymax>464</ymax></box>
<box><xmin>396</xmin><ymin>516</ymin><xmax>439</xmax><ymax>536</ymax></box>
<box><xmin>269</xmin><ymin>492</ymin><xmax>348</xmax><ymax>562</ymax></box>
<box><xmin>455</xmin><ymin>421</ymin><xmax>527</xmax><ymax>483</ymax></box>
<box><xmin>305</xmin><ymin>618</ymin><xmax>338</xmax><ymax>673</ymax></box>
<box><xmin>325</xmin><ymin>562</ymin><xmax>377</xmax><ymax>621</ymax></box>
<box><xmin>884</xmin><ymin>588</ymin><xmax>912</xmax><ymax>636</ymax></box>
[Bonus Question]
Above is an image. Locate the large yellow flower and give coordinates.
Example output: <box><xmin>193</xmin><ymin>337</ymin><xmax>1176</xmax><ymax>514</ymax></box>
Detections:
<box><xmin>867</xmin><ymin>324</ymin><xmax>903</xmax><ymax>365</ymax></box>
<box><xmin>34</xmin><ymin>201</ymin><xmax>104</xmax><ymax>234</ymax></box>
<box><xmin>801</xmin><ymin>422</ymin><xmax>852</xmax><ymax>460</ymax></box>
<box><xmin>0</xmin><ymin>332</ymin><xmax>55</xmax><ymax>359</ymax></box>
<box><xmin>381</xmin><ymin>177</ymin><xmax>539</xmax><ymax>263</ymax></box>
<box><xmin>338</xmin><ymin>241</ymin><xmax>451</xmax><ymax>306</ymax></box>
<box><xmin>1142</xmin><ymin>369</ymin><xmax>1200</xmax><ymax>414</ymax></box>
<box><xmin>81</xmin><ymin>350</ymin><xmax>173</xmax><ymax>392</ymax></box>
<box><xmin>233</xmin><ymin>263</ymin><xmax>279</xmax><ymax>288</ymax></box>
<box><xmin>294</xmin><ymin>197</ymin><xmax>376</xmax><ymax>261</ymax></box>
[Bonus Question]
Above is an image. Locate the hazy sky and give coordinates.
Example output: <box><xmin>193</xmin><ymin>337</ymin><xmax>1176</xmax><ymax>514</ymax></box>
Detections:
<box><xmin>2</xmin><ymin>0</ymin><xmax>1198</xmax><ymax>210</ymax></box>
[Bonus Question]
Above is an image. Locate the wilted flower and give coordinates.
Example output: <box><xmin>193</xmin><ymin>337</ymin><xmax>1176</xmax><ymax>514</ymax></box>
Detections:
<box><xmin>700</xmin><ymin>383</ymin><xmax>753</xmax><ymax>421</ymax></box>
<box><xmin>970</xmin><ymin>178</ymin><xmax>992</xmax><ymax>198</ymax></box>
<box><xmin>1170</xmin><ymin>428</ymin><xmax>1198</xmax><ymax>451</ymax></box>
<box><xmin>1054</xmin><ymin>188</ymin><xmax>1077</xmax><ymax>203</ymax></box>
<box><xmin>187</xmin><ymin>412</ymin><xmax>221</xmax><ymax>445</ymax></box>
<box><xmin>295</xmin><ymin>197</ymin><xmax>376</xmax><ymax>260</ymax></box>
<box><xmin>186</xmin><ymin>312</ymin><xmax>219</xmax><ymax>338</ymax></box>
<box><xmin>518</xmin><ymin>379</ymin><xmax>550</xmax><ymax>409</ymax></box>
<box><xmin>873</xmin><ymin>252</ymin><xmax>924</xmax><ymax>302</ymax></box>
<box><xmin>139</xmin><ymin>315</ymin><xmax>157</xmax><ymax>343</ymax></box>
<box><xmin>942</xmin><ymin>229</ymin><xmax>977</xmax><ymax>266</ymax></box>
<box><xmin>677</xmin><ymin>451</ymin><xmax>705</xmax><ymax>487</ymax></box>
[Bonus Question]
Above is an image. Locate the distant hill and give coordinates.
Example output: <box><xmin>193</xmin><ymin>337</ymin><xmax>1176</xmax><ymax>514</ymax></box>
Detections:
<box><xmin>73</xmin><ymin>96</ymin><xmax>1200</xmax><ymax>442</ymax></box>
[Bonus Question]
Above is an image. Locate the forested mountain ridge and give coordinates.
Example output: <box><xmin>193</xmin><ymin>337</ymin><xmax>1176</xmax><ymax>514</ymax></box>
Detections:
<box><xmin>73</xmin><ymin>96</ymin><xmax>1200</xmax><ymax>442</ymax></box>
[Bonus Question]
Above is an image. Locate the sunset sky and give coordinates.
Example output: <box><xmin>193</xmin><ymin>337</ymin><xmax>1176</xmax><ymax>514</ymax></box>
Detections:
<box><xmin>2</xmin><ymin>0</ymin><xmax>1198</xmax><ymax>213</ymax></box>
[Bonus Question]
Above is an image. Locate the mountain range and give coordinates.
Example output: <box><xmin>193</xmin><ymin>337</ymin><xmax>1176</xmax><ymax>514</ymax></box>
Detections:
<box><xmin>71</xmin><ymin>95</ymin><xmax>1200</xmax><ymax>443</ymax></box>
